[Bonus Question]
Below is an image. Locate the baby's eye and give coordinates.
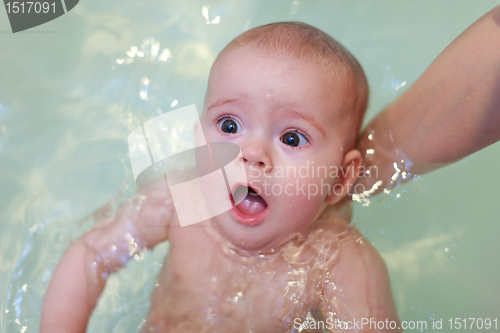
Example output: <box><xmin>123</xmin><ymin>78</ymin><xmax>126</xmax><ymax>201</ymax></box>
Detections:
<box><xmin>219</xmin><ymin>118</ymin><xmax>242</xmax><ymax>134</ymax></box>
<box><xmin>281</xmin><ymin>131</ymin><xmax>308</xmax><ymax>147</ymax></box>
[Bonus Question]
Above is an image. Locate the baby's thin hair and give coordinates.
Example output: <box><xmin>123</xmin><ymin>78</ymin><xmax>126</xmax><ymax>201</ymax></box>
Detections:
<box><xmin>213</xmin><ymin>22</ymin><xmax>369</xmax><ymax>150</ymax></box>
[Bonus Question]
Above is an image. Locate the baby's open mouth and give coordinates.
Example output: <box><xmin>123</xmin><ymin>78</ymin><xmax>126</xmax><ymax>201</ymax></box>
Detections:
<box><xmin>231</xmin><ymin>185</ymin><xmax>268</xmax><ymax>216</ymax></box>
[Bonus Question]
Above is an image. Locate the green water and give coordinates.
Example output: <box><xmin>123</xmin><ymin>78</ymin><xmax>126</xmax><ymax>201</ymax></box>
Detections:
<box><xmin>0</xmin><ymin>0</ymin><xmax>499</xmax><ymax>332</ymax></box>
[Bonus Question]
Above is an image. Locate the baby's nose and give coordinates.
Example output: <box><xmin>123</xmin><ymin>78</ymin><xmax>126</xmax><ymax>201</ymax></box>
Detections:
<box><xmin>241</xmin><ymin>142</ymin><xmax>273</xmax><ymax>173</ymax></box>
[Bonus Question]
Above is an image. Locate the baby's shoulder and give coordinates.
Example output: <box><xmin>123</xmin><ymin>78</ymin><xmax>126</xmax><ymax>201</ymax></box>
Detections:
<box><xmin>314</xmin><ymin>218</ymin><xmax>399</xmax><ymax>324</ymax></box>
<box><xmin>288</xmin><ymin>215</ymin><xmax>382</xmax><ymax>278</ymax></box>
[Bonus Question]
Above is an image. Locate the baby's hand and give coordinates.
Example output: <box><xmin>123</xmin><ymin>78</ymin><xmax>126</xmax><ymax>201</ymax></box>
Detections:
<box><xmin>40</xmin><ymin>184</ymin><xmax>175</xmax><ymax>333</ymax></box>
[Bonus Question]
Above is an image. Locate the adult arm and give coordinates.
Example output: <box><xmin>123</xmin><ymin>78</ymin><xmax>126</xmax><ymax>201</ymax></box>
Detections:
<box><xmin>355</xmin><ymin>5</ymin><xmax>500</xmax><ymax>196</ymax></box>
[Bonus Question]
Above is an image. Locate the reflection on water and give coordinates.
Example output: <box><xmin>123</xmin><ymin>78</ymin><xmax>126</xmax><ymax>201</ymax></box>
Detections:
<box><xmin>1</xmin><ymin>0</ymin><xmax>499</xmax><ymax>332</ymax></box>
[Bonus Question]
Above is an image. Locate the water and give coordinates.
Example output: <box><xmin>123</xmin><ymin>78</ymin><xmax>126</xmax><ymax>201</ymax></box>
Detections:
<box><xmin>1</xmin><ymin>0</ymin><xmax>499</xmax><ymax>332</ymax></box>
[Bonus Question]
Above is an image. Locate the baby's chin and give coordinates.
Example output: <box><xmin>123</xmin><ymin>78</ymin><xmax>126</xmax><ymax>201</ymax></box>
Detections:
<box><xmin>211</xmin><ymin>211</ymin><xmax>310</xmax><ymax>253</ymax></box>
<box><xmin>207</xmin><ymin>214</ymin><xmax>275</xmax><ymax>252</ymax></box>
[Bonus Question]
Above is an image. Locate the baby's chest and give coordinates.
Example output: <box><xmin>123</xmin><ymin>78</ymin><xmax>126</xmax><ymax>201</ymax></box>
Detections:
<box><xmin>155</xmin><ymin>246</ymin><xmax>321</xmax><ymax>332</ymax></box>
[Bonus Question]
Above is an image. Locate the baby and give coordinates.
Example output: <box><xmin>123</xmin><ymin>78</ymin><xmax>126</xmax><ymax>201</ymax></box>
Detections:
<box><xmin>41</xmin><ymin>22</ymin><xmax>399</xmax><ymax>333</ymax></box>
<box><xmin>40</xmin><ymin>5</ymin><xmax>500</xmax><ymax>332</ymax></box>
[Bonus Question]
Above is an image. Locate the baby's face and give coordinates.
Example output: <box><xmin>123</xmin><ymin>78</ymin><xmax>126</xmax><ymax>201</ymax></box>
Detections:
<box><xmin>200</xmin><ymin>46</ymin><xmax>359</xmax><ymax>251</ymax></box>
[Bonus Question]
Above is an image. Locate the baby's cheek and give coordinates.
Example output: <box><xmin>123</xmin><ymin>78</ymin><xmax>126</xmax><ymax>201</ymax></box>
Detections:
<box><xmin>274</xmin><ymin>177</ymin><xmax>326</xmax><ymax>222</ymax></box>
<box><xmin>279</xmin><ymin>175</ymin><xmax>331</xmax><ymax>203</ymax></box>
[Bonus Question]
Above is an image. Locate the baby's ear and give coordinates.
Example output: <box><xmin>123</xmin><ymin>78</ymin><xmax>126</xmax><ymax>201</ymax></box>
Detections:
<box><xmin>325</xmin><ymin>149</ymin><xmax>362</xmax><ymax>205</ymax></box>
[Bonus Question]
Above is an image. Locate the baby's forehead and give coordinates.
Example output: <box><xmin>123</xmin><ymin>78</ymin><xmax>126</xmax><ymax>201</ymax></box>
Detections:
<box><xmin>209</xmin><ymin>56</ymin><xmax>354</xmax><ymax>123</ymax></box>
<box><xmin>211</xmin><ymin>45</ymin><xmax>353</xmax><ymax>91</ymax></box>
<box><xmin>216</xmin><ymin>42</ymin><xmax>347</xmax><ymax>72</ymax></box>
<box><xmin>209</xmin><ymin>46</ymin><xmax>356</xmax><ymax>103</ymax></box>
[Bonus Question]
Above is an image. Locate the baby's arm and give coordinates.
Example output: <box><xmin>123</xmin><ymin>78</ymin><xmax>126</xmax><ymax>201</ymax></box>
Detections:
<box><xmin>40</xmin><ymin>187</ymin><xmax>175</xmax><ymax>333</ymax></box>
<box><xmin>356</xmin><ymin>5</ymin><xmax>500</xmax><ymax>194</ymax></box>
<box><xmin>320</xmin><ymin>223</ymin><xmax>401</xmax><ymax>332</ymax></box>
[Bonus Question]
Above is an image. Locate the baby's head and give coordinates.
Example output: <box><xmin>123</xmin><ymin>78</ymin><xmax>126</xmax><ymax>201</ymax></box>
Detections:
<box><xmin>199</xmin><ymin>22</ymin><xmax>368</xmax><ymax>251</ymax></box>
